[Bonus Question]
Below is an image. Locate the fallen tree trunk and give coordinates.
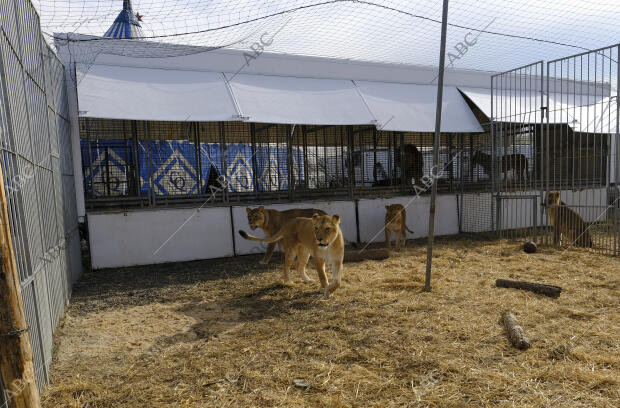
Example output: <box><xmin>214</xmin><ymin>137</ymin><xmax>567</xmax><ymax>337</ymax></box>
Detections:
<box><xmin>344</xmin><ymin>249</ymin><xmax>389</xmax><ymax>263</ymax></box>
<box><xmin>502</xmin><ymin>311</ymin><xmax>531</xmax><ymax>350</ymax></box>
<box><xmin>496</xmin><ymin>279</ymin><xmax>562</xmax><ymax>298</ymax></box>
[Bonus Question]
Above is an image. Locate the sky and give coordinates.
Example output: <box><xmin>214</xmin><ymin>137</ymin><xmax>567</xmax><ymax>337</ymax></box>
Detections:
<box><xmin>33</xmin><ymin>0</ymin><xmax>620</xmax><ymax>73</ymax></box>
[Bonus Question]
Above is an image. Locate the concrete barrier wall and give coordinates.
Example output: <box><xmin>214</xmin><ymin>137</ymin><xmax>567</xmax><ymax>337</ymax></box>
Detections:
<box><xmin>88</xmin><ymin>206</ymin><xmax>234</xmax><ymax>269</ymax></box>
<box><xmin>87</xmin><ymin>188</ymin><xmax>608</xmax><ymax>268</ymax></box>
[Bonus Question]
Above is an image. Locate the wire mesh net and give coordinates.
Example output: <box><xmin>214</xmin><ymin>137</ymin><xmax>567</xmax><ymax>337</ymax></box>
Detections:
<box><xmin>33</xmin><ymin>1</ymin><xmax>620</xmax><ymax>74</ymax></box>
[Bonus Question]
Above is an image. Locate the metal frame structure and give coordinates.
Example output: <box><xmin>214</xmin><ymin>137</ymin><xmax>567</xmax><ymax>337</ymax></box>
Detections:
<box><xmin>490</xmin><ymin>61</ymin><xmax>545</xmax><ymax>242</ymax></box>
<box><xmin>489</xmin><ymin>45</ymin><xmax>619</xmax><ymax>255</ymax></box>
<box><xmin>79</xmin><ymin>118</ymin><xmax>478</xmax><ymax>209</ymax></box>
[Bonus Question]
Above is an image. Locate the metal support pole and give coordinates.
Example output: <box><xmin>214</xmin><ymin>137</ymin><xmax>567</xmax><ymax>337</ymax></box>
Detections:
<box><xmin>425</xmin><ymin>0</ymin><xmax>449</xmax><ymax>292</ymax></box>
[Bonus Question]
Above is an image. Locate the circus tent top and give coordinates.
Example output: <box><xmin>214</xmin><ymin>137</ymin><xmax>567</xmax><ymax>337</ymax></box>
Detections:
<box><xmin>104</xmin><ymin>0</ymin><xmax>144</xmax><ymax>39</ymax></box>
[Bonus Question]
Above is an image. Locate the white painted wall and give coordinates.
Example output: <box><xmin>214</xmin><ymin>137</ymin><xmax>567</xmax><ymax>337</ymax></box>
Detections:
<box><xmin>357</xmin><ymin>195</ymin><xmax>459</xmax><ymax>243</ymax></box>
<box><xmin>88</xmin><ymin>206</ymin><xmax>234</xmax><ymax>269</ymax></box>
<box><xmin>231</xmin><ymin>200</ymin><xmax>357</xmax><ymax>256</ymax></box>
<box><xmin>87</xmin><ymin>188</ymin><xmax>608</xmax><ymax>269</ymax></box>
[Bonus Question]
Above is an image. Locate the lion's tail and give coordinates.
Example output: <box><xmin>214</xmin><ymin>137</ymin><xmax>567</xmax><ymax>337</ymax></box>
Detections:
<box><xmin>238</xmin><ymin>227</ymin><xmax>286</xmax><ymax>243</ymax></box>
<box><xmin>405</xmin><ymin>226</ymin><xmax>414</xmax><ymax>234</ymax></box>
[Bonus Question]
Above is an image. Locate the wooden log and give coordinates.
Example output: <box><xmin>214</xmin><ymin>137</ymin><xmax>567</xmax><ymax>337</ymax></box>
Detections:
<box><xmin>0</xmin><ymin>165</ymin><xmax>41</xmax><ymax>408</ymax></box>
<box><xmin>502</xmin><ymin>311</ymin><xmax>531</xmax><ymax>350</ymax></box>
<box><xmin>496</xmin><ymin>279</ymin><xmax>562</xmax><ymax>298</ymax></box>
<box><xmin>343</xmin><ymin>249</ymin><xmax>389</xmax><ymax>263</ymax></box>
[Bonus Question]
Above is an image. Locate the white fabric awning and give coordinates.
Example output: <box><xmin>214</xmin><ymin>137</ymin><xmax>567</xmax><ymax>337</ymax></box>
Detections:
<box><xmin>355</xmin><ymin>81</ymin><xmax>483</xmax><ymax>132</ymax></box>
<box><xmin>77</xmin><ymin>64</ymin><xmax>239</xmax><ymax>121</ymax></box>
<box><xmin>77</xmin><ymin>64</ymin><xmax>488</xmax><ymax>132</ymax></box>
<box><xmin>458</xmin><ymin>86</ymin><xmax>613</xmax><ymax>132</ymax></box>
<box><xmin>227</xmin><ymin>74</ymin><xmax>375</xmax><ymax>125</ymax></box>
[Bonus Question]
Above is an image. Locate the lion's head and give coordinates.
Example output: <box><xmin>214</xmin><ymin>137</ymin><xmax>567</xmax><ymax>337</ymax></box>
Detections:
<box><xmin>312</xmin><ymin>213</ymin><xmax>341</xmax><ymax>247</ymax></box>
<box><xmin>385</xmin><ymin>204</ymin><xmax>403</xmax><ymax>225</ymax></box>
<box><xmin>542</xmin><ymin>192</ymin><xmax>562</xmax><ymax>208</ymax></box>
<box><xmin>246</xmin><ymin>206</ymin><xmax>266</xmax><ymax>230</ymax></box>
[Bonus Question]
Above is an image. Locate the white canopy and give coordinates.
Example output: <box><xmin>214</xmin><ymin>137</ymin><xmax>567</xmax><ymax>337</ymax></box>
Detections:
<box><xmin>459</xmin><ymin>86</ymin><xmax>613</xmax><ymax>131</ymax></box>
<box><xmin>77</xmin><ymin>64</ymin><xmax>239</xmax><ymax>121</ymax></box>
<box><xmin>228</xmin><ymin>74</ymin><xmax>374</xmax><ymax>125</ymax></box>
<box><xmin>77</xmin><ymin>63</ymin><xmax>487</xmax><ymax>133</ymax></box>
<box><xmin>356</xmin><ymin>81</ymin><xmax>483</xmax><ymax>132</ymax></box>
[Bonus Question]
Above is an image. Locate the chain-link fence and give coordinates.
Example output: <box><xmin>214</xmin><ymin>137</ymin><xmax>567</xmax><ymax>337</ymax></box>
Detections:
<box><xmin>0</xmin><ymin>0</ymin><xmax>82</xmax><ymax>396</ymax></box>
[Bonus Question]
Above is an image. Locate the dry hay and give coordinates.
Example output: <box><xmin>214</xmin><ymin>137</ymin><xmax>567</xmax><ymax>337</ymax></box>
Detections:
<box><xmin>42</xmin><ymin>237</ymin><xmax>619</xmax><ymax>407</ymax></box>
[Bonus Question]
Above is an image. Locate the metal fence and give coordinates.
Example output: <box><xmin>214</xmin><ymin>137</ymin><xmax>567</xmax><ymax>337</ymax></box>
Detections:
<box><xmin>0</xmin><ymin>0</ymin><xmax>82</xmax><ymax>397</ymax></box>
<box><xmin>462</xmin><ymin>45</ymin><xmax>619</xmax><ymax>255</ymax></box>
<box><xmin>80</xmin><ymin>118</ymin><xmax>479</xmax><ymax>208</ymax></box>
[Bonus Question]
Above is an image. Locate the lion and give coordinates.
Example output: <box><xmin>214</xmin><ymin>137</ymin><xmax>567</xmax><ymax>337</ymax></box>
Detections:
<box><xmin>384</xmin><ymin>204</ymin><xmax>414</xmax><ymax>250</ymax></box>
<box><xmin>246</xmin><ymin>206</ymin><xmax>326</xmax><ymax>264</ymax></box>
<box><xmin>542</xmin><ymin>192</ymin><xmax>593</xmax><ymax>248</ymax></box>
<box><xmin>239</xmin><ymin>213</ymin><xmax>345</xmax><ymax>297</ymax></box>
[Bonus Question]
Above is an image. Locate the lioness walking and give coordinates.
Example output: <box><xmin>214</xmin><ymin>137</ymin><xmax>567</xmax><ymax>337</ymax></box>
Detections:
<box><xmin>246</xmin><ymin>206</ymin><xmax>326</xmax><ymax>264</ymax></box>
<box><xmin>385</xmin><ymin>204</ymin><xmax>414</xmax><ymax>250</ymax></box>
<box><xmin>240</xmin><ymin>213</ymin><xmax>345</xmax><ymax>297</ymax></box>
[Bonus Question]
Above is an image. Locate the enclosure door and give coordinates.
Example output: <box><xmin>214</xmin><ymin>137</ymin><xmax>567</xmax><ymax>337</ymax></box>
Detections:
<box><xmin>491</xmin><ymin>62</ymin><xmax>545</xmax><ymax>242</ymax></box>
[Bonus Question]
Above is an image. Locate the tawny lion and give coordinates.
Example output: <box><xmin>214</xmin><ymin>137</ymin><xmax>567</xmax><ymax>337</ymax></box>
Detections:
<box><xmin>542</xmin><ymin>192</ymin><xmax>593</xmax><ymax>248</ymax></box>
<box><xmin>239</xmin><ymin>214</ymin><xmax>345</xmax><ymax>297</ymax></box>
<box><xmin>385</xmin><ymin>204</ymin><xmax>414</xmax><ymax>250</ymax></box>
<box><xmin>246</xmin><ymin>206</ymin><xmax>326</xmax><ymax>264</ymax></box>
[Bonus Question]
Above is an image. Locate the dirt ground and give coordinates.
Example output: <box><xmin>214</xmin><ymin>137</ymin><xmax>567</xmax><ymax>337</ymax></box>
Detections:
<box><xmin>42</xmin><ymin>237</ymin><xmax>619</xmax><ymax>407</ymax></box>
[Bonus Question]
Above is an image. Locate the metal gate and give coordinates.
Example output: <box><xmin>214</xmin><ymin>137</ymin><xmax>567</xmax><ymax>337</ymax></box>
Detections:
<box><xmin>491</xmin><ymin>61</ymin><xmax>545</xmax><ymax>242</ymax></box>
<box><xmin>491</xmin><ymin>45</ymin><xmax>619</xmax><ymax>254</ymax></box>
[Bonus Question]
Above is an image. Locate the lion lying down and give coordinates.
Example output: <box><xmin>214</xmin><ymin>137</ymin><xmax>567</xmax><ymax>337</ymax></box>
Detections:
<box><xmin>239</xmin><ymin>214</ymin><xmax>345</xmax><ymax>297</ymax></box>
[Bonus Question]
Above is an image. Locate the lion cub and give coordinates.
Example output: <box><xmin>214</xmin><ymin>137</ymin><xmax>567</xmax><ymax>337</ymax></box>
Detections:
<box><xmin>246</xmin><ymin>206</ymin><xmax>326</xmax><ymax>264</ymax></box>
<box><xmin>385</xmin><ymin>204</ymin><xmax>413</xmax><ymax>250</ymax></box>
<box><xmin>239</xmin><ymin>214</ymin><xmax>345</xmax><ymax>297</ymax></box>
<box><xmin>542</xmin><ymin>192</ymin><xmax>592</xmax><ymax>248</ymax></box>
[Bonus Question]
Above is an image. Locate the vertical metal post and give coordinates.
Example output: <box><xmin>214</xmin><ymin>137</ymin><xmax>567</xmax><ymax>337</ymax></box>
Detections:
<box><xmin>493</xmin><ymin>75</ymin><xmax>500</xmax><ymax>236</ymax></box>
<box><xmin>400</xmin><ymin>132</ymin><xmax>406</xmax><ymax>192</ymax></box>
<box><xmin>347</xmin><ymin>126</ymin><xmax>354</xmax><ymax>199</ymax></box>
<box><xmin>194</xmin><ymin>122</ymin><xmax>202</xmax><ymax>195</ymax></box>
<box><xmin>616</xmin><ymin>45</ymin><xmax>620</xmax><ymax>255</ymax></box>
<box><xmin>85</xmin><ymin>118</ymin><xmax>94</xmax><ymax>198</ymax></box>
<box><xmin>302</xmin><ymin>125</ymin><xmax>309</xmax><ymax>189</ymax></box>
<box><xmin>459</xmin><ymin>133</ymin><xmax>464</xmax><ymax>232</ymax></box>
<box><xmin>424</xmin><ymin>0</ymin><xmax>449</xmax><ymax>293</ymax></box>
<box><xmin>545</xmin><ymin>63</ymin><xmax>550</xmax><ymax>245</ymax></box>
<box><xmin>250</xmin><ymin>123</ymin><xmax>259</xmax><ymax>199</ymax></box>
<box><xmin>219</xmin><ymin>122</ymin><xmax>228</xmax><ymax>203</ymax></box>
<box><xmin>131</xmin><ymin>121</ymin><xmax>140</xmax><ymax>198</ymax></box>
<box><xmin>287</xmin><ymin>124</ymin><xmax>294</xmax><ymax>201</ymax></box>
<box><xmin>372</xmin><ymin>128</ymin><xmax>378</xmax><ymax>184</ymax></box>
<box><xmin>146</xmin><ymin>121</ymin><xmax>155</xmax><ymax>206</ymax></box>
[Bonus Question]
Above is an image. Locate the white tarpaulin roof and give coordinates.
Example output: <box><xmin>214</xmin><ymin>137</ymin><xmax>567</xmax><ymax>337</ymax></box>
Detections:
<box><xmin>228</xmin><ymin>74</ymin><xmax>374</xmax><ymax>125</ymax></box>
<box><xmin>356</xmin><ymin>81</ymin><xmax>483</xmax><ymax>132</ymax></box>
<box><xmin>554</xmin><ymin>96</ymin><xmax>618</xmax><ymax>134</ymax></box>
<box><xmin>77</xmin><ymin>64</ymin><xmax>239</xmax><ymax>121</ymax></box>
<box><xmin>78</xmin><ymin>63</ymin><xmax>486</xmax><ymax>132</ymax></box>
<box><xmin>459</xmin><ymin>86</ymin><xmax>613</xmax><ymax>132</ymax></box>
